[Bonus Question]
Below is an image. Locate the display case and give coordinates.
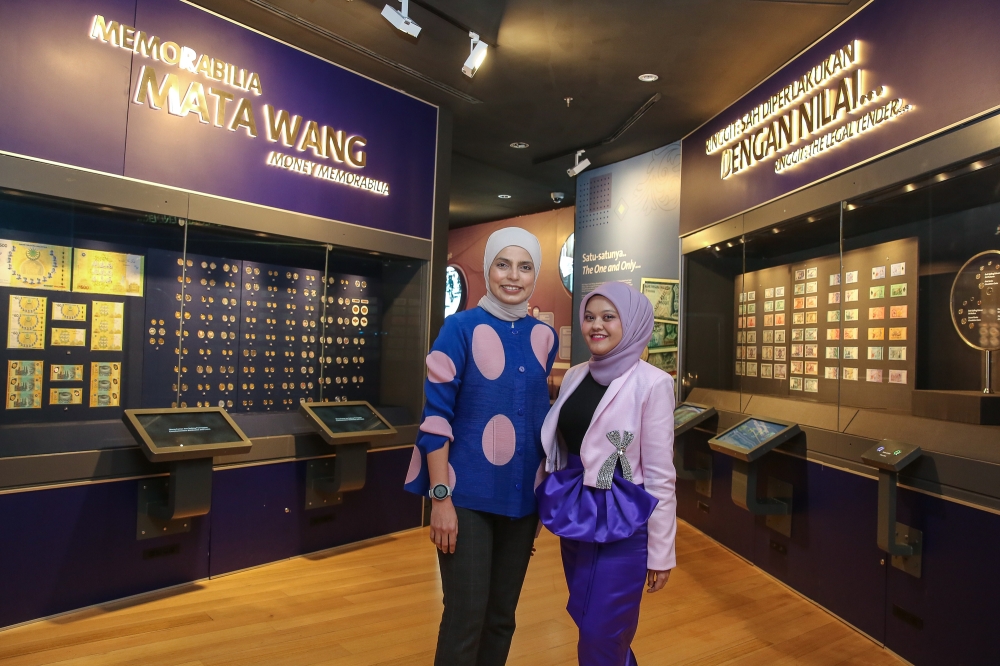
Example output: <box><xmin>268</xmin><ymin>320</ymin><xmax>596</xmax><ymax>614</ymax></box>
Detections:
<box><xmin>682</xmin><ymin>152</ymin><xmax>1000</xmax><ymax>429</ymax></box>
<box><xmin>0</xmin><ymin>188</ymin><xmax>429</xmax><ymax>458</ymax></box>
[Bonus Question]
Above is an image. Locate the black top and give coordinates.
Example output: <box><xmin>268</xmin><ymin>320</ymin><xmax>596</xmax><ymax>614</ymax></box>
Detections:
<box><xmin>557</xmin><ymin>373</ymin><xmax>609</xmax><ymax>456</ymax></box>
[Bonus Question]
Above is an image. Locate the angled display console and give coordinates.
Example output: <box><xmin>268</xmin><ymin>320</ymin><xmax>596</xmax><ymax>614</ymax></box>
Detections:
<box><xmin>299</xmin><ymin>400</ymin><xmax>398</xmax><ymax>509</ymax></box>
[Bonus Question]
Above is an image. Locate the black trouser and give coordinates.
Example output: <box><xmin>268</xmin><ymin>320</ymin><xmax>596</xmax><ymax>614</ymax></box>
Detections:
<box><xmin>434</xmin><ymin>507</ymin><xmax>538</xmax><ymax>666</ymax></box>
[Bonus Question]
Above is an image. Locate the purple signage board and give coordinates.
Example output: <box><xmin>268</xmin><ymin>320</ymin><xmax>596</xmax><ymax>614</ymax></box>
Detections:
<box><xmin>680</xmin><ymin>0</ymin><xmax>1000</xmax><ymax>235</ymax></box>
<box><xmin>0</xmin><ymin>0</ymin><xmax>437</xmax><ymax>240</ymax></box>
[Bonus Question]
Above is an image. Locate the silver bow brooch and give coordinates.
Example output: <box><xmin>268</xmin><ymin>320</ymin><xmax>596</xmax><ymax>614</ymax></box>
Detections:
<box><xmin>597</xmin><ymin>430</ymin><xmax>634</xmax><ymax>489</ymax></box>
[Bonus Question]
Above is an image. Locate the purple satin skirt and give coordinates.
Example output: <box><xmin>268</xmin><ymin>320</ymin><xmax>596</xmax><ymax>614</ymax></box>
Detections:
<box><xmin>536</xmin><ymin>455</ymin><xmax>658</xmax><ymax>666</ymax></box>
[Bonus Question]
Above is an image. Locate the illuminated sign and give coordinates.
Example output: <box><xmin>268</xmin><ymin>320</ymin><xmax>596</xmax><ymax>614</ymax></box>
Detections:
<box><xmin>90</xmin><ymin>15</ymin><xmax>380</xmax><ymax>193</ymax></box>
<box><xmin>708</xmin><ymin>41</ymin><xmax>913</xmax><ymax>180</ymax></box>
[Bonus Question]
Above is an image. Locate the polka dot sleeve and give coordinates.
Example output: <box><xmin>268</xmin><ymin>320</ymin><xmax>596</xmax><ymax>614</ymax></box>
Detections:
<box><xmin>415</xmin><ymin>315</ymin><xmax>467</xmax><ymax>456</ymax></box>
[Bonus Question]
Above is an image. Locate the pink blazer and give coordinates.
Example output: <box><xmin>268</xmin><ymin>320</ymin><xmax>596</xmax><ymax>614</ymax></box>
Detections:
<box><xmin>540</xmin><ymin>360</ymin><xmax>677</xmax><ymax>570</ymax></box>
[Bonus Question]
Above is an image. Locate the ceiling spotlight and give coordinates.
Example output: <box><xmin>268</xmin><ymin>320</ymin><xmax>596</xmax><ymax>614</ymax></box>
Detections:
<box><xmin>567</xmin><ymin>149</ymin><xmax>591</xmax><ymax>178</ymax></box>
<box><xmin>463</xmin><ymin>32</ymin><xmax>489</xmax><ymax>78</ymax></box>
<box><xmin>510</xmin><ymin>141</ymin><xmax>529</xmax><ymax>149</ymax></box>
<box><xmin>638</xmin><ymin>74</ymin><xmax>659</xmax><ymax>82</ymax></box>
<box><xmin>381</xmin><ymin>0</ymin><xmax>421</xmax><ymax>38</ymax></box>
<box><xmin>498</xmin><ymin>194</ymin><xmax>511</xmax><ymax>199</ymax></box>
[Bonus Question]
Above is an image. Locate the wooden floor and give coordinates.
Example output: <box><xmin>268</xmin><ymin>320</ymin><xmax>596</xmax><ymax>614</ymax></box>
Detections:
<box><xmin>0</xmin><ymin>521</ymin><xmax>902</xmax><ymax>666</ymax></box>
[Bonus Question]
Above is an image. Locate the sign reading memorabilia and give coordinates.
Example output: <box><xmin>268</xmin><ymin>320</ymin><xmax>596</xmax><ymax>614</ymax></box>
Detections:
<box><xmin>0</xmin><ymin>0</ymin><xmax>437</xmax><ymax>240</ymax></box>
<box><xmin>681</xmin><ymin>0</ymin><xmax>1000</xmax><ymax>233</ymax></box>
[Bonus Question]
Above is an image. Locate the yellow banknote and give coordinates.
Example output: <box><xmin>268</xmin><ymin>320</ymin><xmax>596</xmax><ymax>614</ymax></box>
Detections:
<box><xmin>51</xmin><ymin>302</ymin><xmax>87</xmax><ymax>321</ymax></box>
<box><xmin>73</xmin><ymin>249</ymin><xmax>144</xmax><ymax>297</ymax></box>
<box><xmin>0</xmin><ymin>239</ymin><xmax>71</xmax><ymax>291</ymax></box>
<box><xmin>91</xmin><ymin>301</ymin><xmax>124</xmax><ymax>351</ymax></box>
<box><xmin>7</xmin><ymin>295</ymin><xmax>47</xmax><ymax>350</ymax></box>
<box><xmin>51</xmin><ymin>327</ymin><xmax>86</xmax><ymax>347</ymax></box>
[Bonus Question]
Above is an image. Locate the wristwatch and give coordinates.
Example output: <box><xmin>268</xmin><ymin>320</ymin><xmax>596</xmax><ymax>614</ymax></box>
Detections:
<box><xmin>428</xmin><ymin>483</ymin><xmax>452</xmax><ymax>501</ymax></box>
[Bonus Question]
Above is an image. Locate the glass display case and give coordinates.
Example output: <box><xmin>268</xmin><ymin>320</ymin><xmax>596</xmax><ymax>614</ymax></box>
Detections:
<box><xmin>682</xmin><ymin>150</ymin><xmax>1000</xmax><ymax>426</ymax></box>
<box><xmin>0</xmin><ymin>189</ymin><xmax>429</xmax><ymax>456</ymax></box>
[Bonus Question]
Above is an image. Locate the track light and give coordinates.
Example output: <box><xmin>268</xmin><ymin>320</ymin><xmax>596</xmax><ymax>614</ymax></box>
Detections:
<box><xmin>567</xmin><ymin>150</ymin><xmax>591</xmax><ymax>178</ymax></box>
<box><xmin>381</xmin><ymin>0</ymin><xmax>421</xmax><ymax>38</ymax></box>
<box><xmin>463</xmin><ymin>32</ymin><xmax>488</xmax><ymax>78</ymax></box>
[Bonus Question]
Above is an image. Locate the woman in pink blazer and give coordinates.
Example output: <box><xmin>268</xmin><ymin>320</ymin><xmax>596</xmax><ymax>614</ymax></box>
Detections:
<box><xmin>536</xmin><ymin>281</ymin><xmax>676</xmax><ymax>666</ymax></box>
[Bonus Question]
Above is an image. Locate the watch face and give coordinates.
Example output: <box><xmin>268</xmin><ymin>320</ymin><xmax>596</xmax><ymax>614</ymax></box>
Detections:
<box><xmin>432</xmin><ymin>485</ymin><xmax>448</xmax><ymax>499</ymax></box>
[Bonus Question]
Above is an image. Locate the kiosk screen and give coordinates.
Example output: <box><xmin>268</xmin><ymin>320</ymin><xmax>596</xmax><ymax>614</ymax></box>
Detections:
<box><xmin>135</xmin><ymin>411</ymin><xmax>244</xmax><ymax>448</ymax></box>
<box><xmin>674</xmin><ymin>404</ymin><xmax>707</xmax><ymax>427</ymax></box>
<box><xmin>715</xmin><ymin>418</ymin><xmax>787</xmax><ymax>450</ymax></box>
<box><xmin>310</xmin><ymin>404</ymin><xmax>391</xmax><ymax>433</ymax></box>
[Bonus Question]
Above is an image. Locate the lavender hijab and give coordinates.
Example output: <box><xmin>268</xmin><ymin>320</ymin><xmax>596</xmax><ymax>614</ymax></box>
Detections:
<box><xmin>581</xmin><ymin>282</ymin><xmax>654</xmax><ymax>386</ymax></box>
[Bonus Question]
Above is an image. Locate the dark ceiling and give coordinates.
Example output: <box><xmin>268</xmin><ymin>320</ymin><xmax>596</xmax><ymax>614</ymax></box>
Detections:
<box><xmin>194</xmin><ymin>0</ymin><xmax>866</xmax><ymax>228</ymax></box>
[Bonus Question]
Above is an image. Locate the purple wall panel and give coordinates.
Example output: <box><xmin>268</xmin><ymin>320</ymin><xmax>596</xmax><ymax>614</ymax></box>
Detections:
<box><xmin>209</xmin><ymin>448</ymin><xmax>423</xmax><ymax>576</ymax></box>
<box><xmin>887</xmin><ymin>487</ymin><xmax>1000</xmax><ymax>665</ymax></box>
<box><xmin>0</xmin><ymin>0</ymin><xmax>136</xmax><ymax>174</ymax></box>
<box><xmin>0</xmin><ymin>479</ymin><xmax>211</xmax><ymax>629</ymax></box>
<box><xmin>681</xmin><ymin>0</ymin><xmax>1000</xmax><ymax>233</ymax></box>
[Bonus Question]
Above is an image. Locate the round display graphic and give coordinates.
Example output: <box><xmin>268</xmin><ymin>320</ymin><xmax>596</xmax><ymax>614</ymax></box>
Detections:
<box><xmin>559</xmin><ymin>232</ymin><xmax>575</xmax><ymax>294</ymax></box>
<box><xmin>951</xmin><ymin>250</ymin><xmax>1000</xmax><ymax>351</ymax></box>
<box><xmin>444</xmin><ymin>265</ymin><xmax>466</xmax><ymax>317</ymax></box>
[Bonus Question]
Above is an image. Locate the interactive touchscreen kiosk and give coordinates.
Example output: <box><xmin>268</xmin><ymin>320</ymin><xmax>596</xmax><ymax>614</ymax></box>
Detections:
<box><xmin>673</xmin><ymin>402</ymin><xmax>717</xmax><ymax>437</ymax></box>
<box><xmin>708</xmin><ymin>416</ymin><xmax>800</xmax><ymax>526</ymax></box>
<box><xmin>298</xmin><ymin>401</ymin><xmax>397</xmax><ymax>509</ymax></box>
<box><xmin>672</xmin><ymin>402</ymin><xmax>716</xmax><ymax>483</ymax></box>
<box><xmin>123</xmin><ymin>407</ymin><xmax>252</xmax><ymax>540</ymax></box>
<box><xmin>862</xmin><ymin>439</ymin><xmax>923</xmax><ymax>577</ymax></box>
<box><xmin>708</xmin><ymin>417</ymin><xmax>799</xmax><ymax>462</ymax></box>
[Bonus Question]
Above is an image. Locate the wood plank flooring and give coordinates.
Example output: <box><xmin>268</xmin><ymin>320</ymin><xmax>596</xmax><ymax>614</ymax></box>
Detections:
<box><xmin>0</xmin><ymin>521</ymin><xmax>902</xmax><ymax>665</ymax></box>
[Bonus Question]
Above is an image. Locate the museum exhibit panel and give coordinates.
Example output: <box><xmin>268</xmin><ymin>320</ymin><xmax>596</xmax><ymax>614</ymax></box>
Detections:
<box><xmin>674</xmin><ymin>0</ymin><xmax>1000</xmax><ymax>662</ymax></box>
<box><xmin>0</xmin><ymin>0</ymin><xmax>441</xmax><ymax>631</ymax></box>
<box><xmin>678</xmin><ymin>152</ymin><xmax>1000</xmax><ymax>666</ymax></box>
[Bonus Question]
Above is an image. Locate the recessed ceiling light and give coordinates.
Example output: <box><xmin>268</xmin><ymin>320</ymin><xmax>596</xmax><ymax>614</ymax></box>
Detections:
<box><xmin>498</xmin><ymin>194</ymin><xmax>511</xmax><ymax>199</ymax></box>
<box><xmin>638</xmin><ymin>74</ymin><xmax>658</xmax><ymax>82</ymax></box>
<box><xmin>510</xmin><ymin>142</ymin><xmax>529</xmax><ymax>149</ymax></box>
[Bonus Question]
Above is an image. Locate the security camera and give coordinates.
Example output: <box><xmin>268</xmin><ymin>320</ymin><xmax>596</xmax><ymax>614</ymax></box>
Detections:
<box><xmin>382</xmin><ymin>1</ymin><xmax>421</xmax><ymax>38</ymax></box>
<box><xmin>566</xmin><ymin>150</ymin><xmax>591</xmax><ymax>178</ymax></box>
<box><xmin>551</xmin><ymin>192</ymin><xmax>565</xmax><ymax>204</ymax></box>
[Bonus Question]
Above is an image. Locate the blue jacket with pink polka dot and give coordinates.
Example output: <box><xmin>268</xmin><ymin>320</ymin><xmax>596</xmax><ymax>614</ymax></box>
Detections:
<box><xmin>404</xmin><ymin>306</ymin><xmax>558</xmax><ymax>518</ymax></box>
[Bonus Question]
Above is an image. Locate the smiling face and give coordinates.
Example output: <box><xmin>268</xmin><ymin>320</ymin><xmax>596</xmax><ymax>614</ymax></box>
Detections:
<box><xmin>488</xmin><ymin>245</ymin><xmax>535</xmax><ymax>306</ymax></box>
<box><xmin>582</xmin><ymin>295</ymin><xmax>623</xmax><ymax>356</ymax></box>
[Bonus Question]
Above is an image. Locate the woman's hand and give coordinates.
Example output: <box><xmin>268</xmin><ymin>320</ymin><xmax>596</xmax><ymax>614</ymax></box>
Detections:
<box><xmin>429</xmin><ymin>497</ymin><xmax>458</xmax><ymax>554</ymax></box>
<box><xmin>646</xmin><ymin>568</ymin><xmax>671</xmax><ymax>593</ymax></box>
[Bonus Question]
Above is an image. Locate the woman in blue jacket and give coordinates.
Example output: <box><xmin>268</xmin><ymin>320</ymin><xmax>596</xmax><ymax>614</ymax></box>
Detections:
<box><xmin>404</xmin><ymin>227</ymin><xmax>557</xmax><ymax>666</ymax></box>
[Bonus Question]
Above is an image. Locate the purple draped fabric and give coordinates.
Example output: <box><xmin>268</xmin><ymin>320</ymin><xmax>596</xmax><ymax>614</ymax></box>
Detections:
<box><xmin>536</xmin><ymin>454</ymin><xmax>658</xmax><ymax>543</ymax></box>
<box><xmin>537</xmin><ymin>455</ymin><xmax>655</xmax><ymax>665</ymax></box>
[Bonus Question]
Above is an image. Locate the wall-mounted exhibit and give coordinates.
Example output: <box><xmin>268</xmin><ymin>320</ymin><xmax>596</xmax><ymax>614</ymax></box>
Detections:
<box><xmin>0</xmin><ymin>0</ymin><xmax>441</xmax><ymax>630</ymax></box>
<box><xmin>677</xmin><ymin>0</ymin><xmax>1000</xmax><ymax>663</ymax></box>
<box><xmin>572</xmin><ymin>142</ymin><xmax>682</xmax><ymax>365</ymax></box>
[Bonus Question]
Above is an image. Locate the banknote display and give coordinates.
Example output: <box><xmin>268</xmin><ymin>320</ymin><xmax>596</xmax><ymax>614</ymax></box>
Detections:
<box><xmin>91</xmin><ymin>301</ymin><xmax>125</xmax><ymax>351</ymax></box>
<box><xmin>73</xmin><ymin>249</ymin><xmax>144</xmax><ymax>297</ymax></box>
<box><xmin>7</xmin><ymin>295</ymin><xmax>47</xmax><ymax>350</ymax></box>
<box><xmin>7</xmin><ymin>360</ymin><xmax>43</xmax><ymax>409</ymax></box>
<box><xmin>51</xmin><ymin>327</ymin><xmax>86</xmax><ymax>347</ymax></box>
<box><xmin>49</xmin><ymin>388</ymin><xmax>83</xmax><ymax>405</ymax></box>
<box><xmin>0</xmin><ymin>239</ymin><xmax>71</xmax><ymax>291</ymax></box>
<box><xmin>89</xmin><ymin>361</ymin><xmax>122</xmax><ymax>407</ymax></box>
<box><xmin>50</xmin><ymin>364</ymin><xmax>84</xmax><ymax>382</ymax></box>
<box><xmin>51</xmin><ymin>302</ymin><xmax>87</xmax><ymax>321</ymax></box>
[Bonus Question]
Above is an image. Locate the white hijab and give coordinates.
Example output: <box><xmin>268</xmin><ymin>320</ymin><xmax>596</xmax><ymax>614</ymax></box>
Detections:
<box><xmin>478</xmin><ymin>227</ymin><xmax>542</xmax><ymax>322</ymax></box>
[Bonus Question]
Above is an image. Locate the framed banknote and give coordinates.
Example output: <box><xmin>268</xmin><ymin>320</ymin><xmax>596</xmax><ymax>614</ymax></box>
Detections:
<box><xmin>640</xmin><ymin>278</ymin><xmax>680</xmax><ymax>322</ymax></box>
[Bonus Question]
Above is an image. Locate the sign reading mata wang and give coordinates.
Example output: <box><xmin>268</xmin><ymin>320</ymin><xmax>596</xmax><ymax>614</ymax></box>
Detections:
<box><xmin>0</xmin><ymin>0</ymin><xmax>438</xmax><ymax>239</ymax></box>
